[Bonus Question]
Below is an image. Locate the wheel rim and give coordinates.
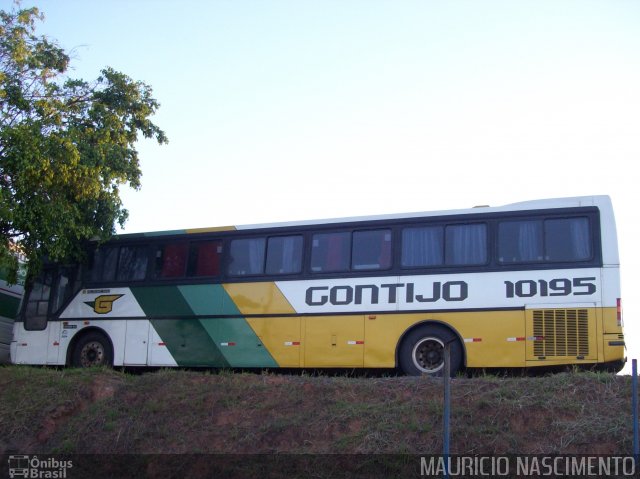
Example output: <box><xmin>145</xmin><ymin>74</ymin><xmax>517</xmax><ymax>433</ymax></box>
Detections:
<box><xmin>80</xmin><ymin>340</ymin><xmax>105</xmax><ymax>367</ymax></box>
<box><xmin>411</xmin><ymin>336</ymin><xmax>445</xmax><ymax>373</ymax></box>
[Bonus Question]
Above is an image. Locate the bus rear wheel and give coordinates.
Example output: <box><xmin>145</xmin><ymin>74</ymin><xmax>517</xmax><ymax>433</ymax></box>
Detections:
<box><xmin>399</xmin><ymin>325</ymin><xmax>462</xmax><ymax>376</ymax></box>
<box><xmin>71</xmin><ymin>332</ymin><xmax>113</xmax><ymax>368</ymax></box>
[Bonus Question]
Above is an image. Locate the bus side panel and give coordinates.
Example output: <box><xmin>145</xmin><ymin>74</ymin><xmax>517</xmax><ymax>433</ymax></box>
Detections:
<box><xmin>149</xmin><ymin>322</ymin><xmax>178</xmax><ymax>366</ymax></box>
<box><xmin>199</xmin><ymin>317</ymin><xmax>279</xmax><ymax>368</ymax></box>
<box><xmin>144</xmin><ymin>317</ymin><xmax>279</xmax><ymax>368</ymax></box>
<box><xmin>124</xmin><ymin>320</ymin><xmax>150</xmax><ymax>365</ymax></box>
<box><xmin>11</xmin><ymin>322</ymin><xmax>48</xmax><ymax>365</ymax></box>
<box><xmin>600</xmin><ymin>267</ymin><xmax>621</xmax><ymax>312</ymax></box>
<box><xmin>57</xmin><ymin>320</ymin><xmax>127</xmax><ymax>366</ymax></box>
<box><xmin>132</xmin><ymin>285</ymin><xmax>280</xmax><ymax>368</ymax></box>
<box><xmin>364</xmin><ymin>311</ymin><xmax>527</xmax><ymax>368</ymax></box>
<box><xmin>224</xmin><ymin>282</ymin><xmax>300</xmax><ymax>367</ymax></box>
<box><xmin>304</xmin><ymin>315</ymin><xmax>364</xmax><ymax>367</ymax></box>
<box><xmin>245</xmin><ymin>317</ymin><xmax>301</xmax><ymax>367</ymax></box>
<box><xmin>46</xmin><ymin>321</ymin><xmax>62</xmax><ymax>364</ymax></box>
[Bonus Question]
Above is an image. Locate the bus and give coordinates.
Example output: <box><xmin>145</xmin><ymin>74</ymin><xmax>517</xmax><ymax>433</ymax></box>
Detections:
<box><xmin>10</xmin><ymin>195</ymin><xmax>626</xmax><ymax>375</ymax></box>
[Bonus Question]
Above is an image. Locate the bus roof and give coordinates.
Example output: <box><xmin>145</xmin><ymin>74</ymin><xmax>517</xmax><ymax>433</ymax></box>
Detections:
<box><xmin>116</xmin><ymin>195</ymin><xmax>614</xmax><ymax>239</ymax></box>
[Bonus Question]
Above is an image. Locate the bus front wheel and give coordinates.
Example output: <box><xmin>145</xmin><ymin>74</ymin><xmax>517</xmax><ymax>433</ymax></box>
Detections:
<box><xmin>399</xmin><ymin>326</ymin><xmax>462</xmax><ymax>376</ymax></box>
<box><xmin>71</xmin><ymin>332</ymin><xmax>113</xmax><ymax>368</ymax></box>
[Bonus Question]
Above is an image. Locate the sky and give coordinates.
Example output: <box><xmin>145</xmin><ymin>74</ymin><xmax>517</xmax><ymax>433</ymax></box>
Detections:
<box><xmin>20</xmin><ymin>0</ymin><xmax>640</xmax><ymax>373</ymax></box>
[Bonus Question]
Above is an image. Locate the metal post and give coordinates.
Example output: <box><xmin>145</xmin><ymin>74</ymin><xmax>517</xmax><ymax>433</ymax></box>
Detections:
<box><xmin>633</xmin><ymin>359</ymin><xmax>638</xmax><ymax>460</ymax></box>
<box><xmin>443</xmin><ymin>341</ymin><xmax>451</xmax><ymax>479</ymax></box>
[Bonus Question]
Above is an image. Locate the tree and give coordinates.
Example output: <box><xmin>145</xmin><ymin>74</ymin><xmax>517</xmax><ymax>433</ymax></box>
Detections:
<box><xmin>0</xmin><ymin>3</ymin><xmax>167</xmax><ymax>282</ymax></box>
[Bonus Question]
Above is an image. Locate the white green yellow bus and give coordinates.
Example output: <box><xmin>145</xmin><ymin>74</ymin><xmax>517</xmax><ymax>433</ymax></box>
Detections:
<box><xmin>10</xmin><ymin>195</ymin><xmax>626</xmax><ymax>375</ymax></box>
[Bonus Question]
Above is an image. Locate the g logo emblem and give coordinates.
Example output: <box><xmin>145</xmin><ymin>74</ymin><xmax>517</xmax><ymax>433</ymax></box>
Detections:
<box><xmin>84</xmin><ymin>294</ymin><xmax>124</xmax><ymax>314</ymax></box>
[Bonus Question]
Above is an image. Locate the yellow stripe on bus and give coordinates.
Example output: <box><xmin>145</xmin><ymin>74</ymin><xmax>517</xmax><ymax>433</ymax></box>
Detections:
<box><xmin>185</xmin><ymin>226</ymin><xmax>237</xmax><ymax>234</ymax></box>
<box><xmin>245</xmin><ymin>316</ymin><xmax>301</xmax><ymax>367</ymax></box>
<box><xmin>223</xmin><ymin>282</ymin><xmax>296</xmax><ymax>315</ymax></box>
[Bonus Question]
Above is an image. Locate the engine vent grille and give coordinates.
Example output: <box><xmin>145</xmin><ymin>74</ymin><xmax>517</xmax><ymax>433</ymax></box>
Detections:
<box><xmin>532</xmin><ymin>309</ymin><xmax>589</xmax><ymax>357</ymax></box>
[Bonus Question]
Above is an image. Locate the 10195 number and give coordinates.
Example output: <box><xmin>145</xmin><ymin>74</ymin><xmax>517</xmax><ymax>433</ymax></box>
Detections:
<box><xmin>504</xmin><ymin>277</ymin><xmax>596</xmax><ymax>298</ymax></box>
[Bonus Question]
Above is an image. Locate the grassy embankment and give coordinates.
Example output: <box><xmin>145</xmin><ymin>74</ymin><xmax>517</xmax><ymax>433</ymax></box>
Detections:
<box><xmin>0</xmin><ymin>366</ymin><xmax>634</xmax><ymax>456</ymax></box>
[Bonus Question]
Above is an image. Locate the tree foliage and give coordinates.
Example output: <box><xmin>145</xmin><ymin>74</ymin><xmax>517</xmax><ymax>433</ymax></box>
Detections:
<box><xmin>0</xmin><ymin>3</ymin><xmax>167</xmax><ymax>282</ymax></box>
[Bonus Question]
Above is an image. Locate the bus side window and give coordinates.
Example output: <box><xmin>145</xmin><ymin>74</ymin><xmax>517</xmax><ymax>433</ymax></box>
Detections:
<box><xmin>445</xmin><ymin>223</ymin><xmax>487</xmax><ymax>265</ymax></box>
<box><xmin>310</xmin><ymin>232</ymin><xmax>350</xmax><ymax>273</ymax></box>
<box><xmin>545</xmin><ymin>217</ymin><xmax>591</xmax><ymax>262</ymax></box>
<box><xmin>266</xmin><ymin>236</ymin><xmax>303</xmax><ymax>275</ymax></box>
<box><xmin>188</xmin><ymin>240</ymin><xmax>222</xmax><ymax>277</ymax></box>
<box><xmin>156</xmin><ymin>243</ymin><xmax>189</xmax><ymax>278</ymax></box>
<box><xmin>50</xmin><ymin>267</ymin><xmax>79</xmax><ymax>314</ymax></box>
<box><xmin>497</xmin><ymin>217</ymin><xmax>591</xmax><ymax>264</ymax></box>
<box><xmin>497</xmin><ymin>220</ymin><xmax>543</xmax><ymax>263</ymax></box>
<box><xmin>228</xmin><ymin>238</ymin><xmax>266</xmax><ymax>276</ymax></box>
<box><xmin>90</xmin><ymin>246</ymin><xmax>118</xmax><ymax>282</ymax></box>
<box><xmin>117</xmin><ymin>246</ymin><xmax>149</xmax><ymax>281</ymax></box>
<box><xmin>352</xmin><ymin>229</ymin><xmax>392</xmax><ymax>270</ymax></box>
<box><xmin>401</xmin><ymin>226</ymin><xmax>444</xmax><ymax>268</ymax></box>
<box><xmin>24</xmin><ymin>269</ymin><xmax>54</xmax><ymax>331</ymax></box>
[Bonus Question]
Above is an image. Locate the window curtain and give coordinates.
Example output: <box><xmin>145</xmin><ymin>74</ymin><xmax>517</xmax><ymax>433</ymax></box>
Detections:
<box><xmin>569</xmin><ymin>218</ymin><xmax>591</xmax><ymax>260</ymax></box>
<box><xmin>247</xmin><ymin>239</ymin><xmax>265</xmax><ymax>274</ymax></box>
<box><xmin>402</xmin><ymin>227</ymin><xmax>443</xmax><ymax>267</ymax></box>
<box><xmin>517</xmin><ymin>221</ymin><xmax>543</xmax><ymax>261</ymax></box>
<box><xmin>279</xmin><ymin>236</ymin><xmax>300</xmax><ymax>273</ymax></box>
<box><xmin>447</xmin><ymin>224</ymin><xmax>486</xmax><ymax>265</ymax></box>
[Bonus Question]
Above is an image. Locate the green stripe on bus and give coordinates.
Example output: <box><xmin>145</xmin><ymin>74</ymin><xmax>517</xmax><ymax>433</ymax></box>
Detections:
<box><xmin>133</xmin><ymin>286</ymin><xmax>229</xmax><ymax>366</ymax></box>
<box><xmin>134</xmin><ymin>285</ymin><xmax>276</xmax><ymax>367</ymax></box>
<box><xmin>131</xmin><ymin>286</ymin><xmax>194</xmax><ymax>317</ymax></box>
<box><xmin>178</xmin><ymin>284</ymin><xmax>240</xmax><ymax>316</ymax></box>
<box><xmin>179</xmin><ymin>285</ymin><xmax>277</xmax><ymax>367</ymax></box>
<box><xmin>150</xmin><ymin>318</ymin><xmax>230</xmax><ymax>367</ymax></box>
<box><xmin>199</xmin><ymin>317</ymin><xmax>278</xmax><ymax>368</ymax></box>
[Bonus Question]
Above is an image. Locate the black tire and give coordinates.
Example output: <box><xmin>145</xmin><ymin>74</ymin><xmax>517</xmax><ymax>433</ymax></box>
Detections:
<box><xmin>398</xmin><ymin>325</ymin><xmax>462</xmax><ymax>376</ymax></box>
<box><xmin>71</xmin><ymin>332</ymin><xmax>113</xmax><ymax>368</ymax></box>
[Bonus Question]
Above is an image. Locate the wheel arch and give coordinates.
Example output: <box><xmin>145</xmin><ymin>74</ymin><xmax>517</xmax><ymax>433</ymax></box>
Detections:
<box><xmin>394</xmin><ymin>320</ymin><xmax>467</xmax><ymax>369</ymax></box>
<box><xmin>65</xmin><ymin>326</ymin><xmax>114</xmax><ymax>366</ymax></box>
